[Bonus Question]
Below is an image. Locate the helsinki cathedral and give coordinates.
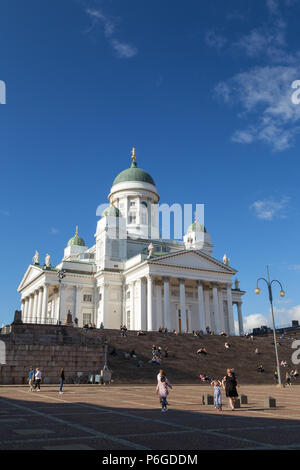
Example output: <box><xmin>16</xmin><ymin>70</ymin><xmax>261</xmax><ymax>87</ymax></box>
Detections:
<box><xmin>18</xmin><ymin>148</ymin><xmax>245</xmax><ymax>335</ymax></box>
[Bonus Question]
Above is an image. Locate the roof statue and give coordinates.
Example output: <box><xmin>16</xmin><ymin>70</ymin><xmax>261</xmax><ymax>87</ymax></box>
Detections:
<box><xmin>45</xmin><ymin>253</ymin><xmax>51</xmax><ymax>267</ymax></box>
<box><xmin>223</xmin><ymin>254</ymin><xmax>230</xmax><ymax>266</ymax></box>
<box><xmin>33</xmin><ymin>250</ymin><xmax>39</xmax><ymax>265</ymax></box>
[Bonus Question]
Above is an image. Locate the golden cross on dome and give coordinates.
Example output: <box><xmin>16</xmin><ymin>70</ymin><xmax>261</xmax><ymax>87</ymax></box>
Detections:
<box><xmin>75</xmin><ymin>225</ymin><xmax>78</xmax><ymax>237</ymax></box>
<box><xmin>131</xmin><ymin>147</ymin><xmax>136</xmax><ymax>163</ymax></box>
<box><xmin>194</xmin><ymin>212</ymin><xmax>197</xmax><ymax>223</ymax></box>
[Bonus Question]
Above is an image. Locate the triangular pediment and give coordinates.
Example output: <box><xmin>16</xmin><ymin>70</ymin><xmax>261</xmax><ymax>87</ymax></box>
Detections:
<box><xmin>149</xmin><ymin>250</ymin><xmax>236</xmax><ymax>274</ymax></box>
<box><xmin>18</xmin><ymin>265</ymin><xmax>43</xmax><ymax>291</ymax></box>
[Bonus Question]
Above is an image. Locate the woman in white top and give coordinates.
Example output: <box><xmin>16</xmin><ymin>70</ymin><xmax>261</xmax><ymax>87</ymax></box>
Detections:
<box><xmin>34</xmin><ymin>368</ymin><xmax>42</xmax><ymax>391</ymax></box>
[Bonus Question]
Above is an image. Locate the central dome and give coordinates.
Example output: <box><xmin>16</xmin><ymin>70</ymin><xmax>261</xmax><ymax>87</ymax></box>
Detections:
<box><xmin>112</xmin><ymin>148</ymin><xmax>156</xmax><ymax>187</ymax></box>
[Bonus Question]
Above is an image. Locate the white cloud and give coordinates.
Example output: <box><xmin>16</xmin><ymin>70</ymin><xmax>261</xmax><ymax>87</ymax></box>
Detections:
<box><xmin>250</xmin><ymin>197</ymin><xmax>290</xmax><ymax>220</ymax></box>
<box><xmin>50</xmin><ymin>227</ymin><xmax>59</xmax><ymax>235</ymax></box>
<box><xmin>216</xmin><ymin>64</ymin><xmax>300</xmax><ymax>151</ymax></box>
<box><xmin>243</xmin><ymin>313</ymin><xmax>271</xmax><ymax>332</ymax></box>
<box><xmin>213</xmin><ymin>1</ymin><xmax>300</xmax><ymax>151</ymax></box>
<box><xmin>273</xmin><ymin>304</ymin><xmax>300</xmax><ymax>326</ymax></box>
<box><xmin>85</xmin><ymin>8</ymin><xmax>138</xmax><ymax>59</ymax></box>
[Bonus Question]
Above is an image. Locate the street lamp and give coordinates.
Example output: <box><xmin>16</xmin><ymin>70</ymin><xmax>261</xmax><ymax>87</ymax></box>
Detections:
<box><xmin>57</xmin><ymin>269</ymin><xmax>66</xmax><ymax>325</ymax></box>
<box><xmin>255</xmin><ymin>265</ymin><xmax>285</xmax><ymax>386</ymax></box>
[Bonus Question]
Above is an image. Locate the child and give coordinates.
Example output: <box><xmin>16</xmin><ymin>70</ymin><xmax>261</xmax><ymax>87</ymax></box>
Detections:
<box><xmin>211</xmin><ymin>379</ymin><xmax>222</xmax><ymax>411</ymax></box>
<box><xmin>156</xmin><ymin>375</ymin><xmax>172</xmax><ymax>412</ymax></box>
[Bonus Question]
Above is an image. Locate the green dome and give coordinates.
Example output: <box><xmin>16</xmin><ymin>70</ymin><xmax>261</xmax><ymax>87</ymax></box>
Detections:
<box><xmin>67</xmin><ymin>228</ymin><xmax>85</xmax><ymax>247</ymax></box>
<box><xmin>113</xmin><ymin>159</ymin><xmax>156</xmax><ymax>187</ymax></box>
<box><xmin>102</xmin><ymin>205</ymin><xmax>121</xmax><ymax>218</ymax></box>
<box><xmin>187</xmin><ymin>221</ymin><xmax>206</xmax><ymax>233</ymax></box>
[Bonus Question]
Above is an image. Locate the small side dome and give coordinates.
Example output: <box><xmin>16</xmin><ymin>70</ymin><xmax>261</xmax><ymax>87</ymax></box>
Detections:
<box><xmin>67</xmin><ymin>226</ymin><xmax>85</xmax><ymax>246</ymax></box>
<box><xmin>187</xmin><ymin>221</ymin><xmax>207</xmax><ymax>233</ymax></box>
<box><xmin>102</xmin><ymin>205</ymin><xmax>121</xmax><ymax>218</ymax></box>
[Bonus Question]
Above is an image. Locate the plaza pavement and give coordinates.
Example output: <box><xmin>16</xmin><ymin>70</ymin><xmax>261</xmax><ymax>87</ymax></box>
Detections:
<box><xmin>0</xmin><ymin>383</ymin><xmax>299</xmax><ymax>450</ymax></box>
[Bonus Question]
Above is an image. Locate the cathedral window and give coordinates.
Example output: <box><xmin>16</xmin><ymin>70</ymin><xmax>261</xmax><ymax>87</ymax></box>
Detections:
<box><xmin>129</xmin><ymin>213</ymin><xmax>136</xmax><ymax>224</ymax></box>
<box><xmin>83</xmin><ymin>294</ymin><xmax>92</xmax><ymax>302</ymax></box>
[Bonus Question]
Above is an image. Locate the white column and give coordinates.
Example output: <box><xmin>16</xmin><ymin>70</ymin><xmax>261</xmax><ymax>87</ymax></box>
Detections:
<box><xmin>101</xmin><ymin>284</ymin><xmax>108</xmax><ymax>328</ymax></box>
<box><xmin>138</xmin><ymin>278</ymin><xmax>147</xmax><ymax>330</ymax></box>
<box><xmin>212</xmin><ymin>285</ymin><xmax>220</xmax><ymax>333</ymax></box>
<box><xmin>156</xmin><ymin>282</ymin><xmax>163</xmax><ymax>331</ymax></box>
<box><xmin>59</xmin><ymin>284</ymin><xmax>67</xmax><ymax>324</ymax></box>
<box><xmin>218</xmin><ymin>289</ymin><xmax>226</xmax><ymax>333</ymax></box>
<box><xmin>124</xmin><ymin>197</ymin><xmax>129</xmax><ymax>228</ymax></box>
<box><xmin>41</xmin><ymin>284</ymin><xmax>49</xmax><ymax>324</ymax></box>
<box><xmin>37</xmin><ymin>288</ymin><xmax>43</xmax><ymax>323</ymax></box>
<box><xmin>23</xmin><ymin>298</ymin><xmax>28</xmax><ymax>322</ymax></box>
<box><xmin>197</xmin><ymin>281</ymin><xmax>206</xmax><ymax>331</ymax></box>
<box><xmin>137</xmin><ymin>196</ymin><xmax>141</xmax><ymax>226</ymax></box>
<box><xmin>32</xmin><ymin>293</ymin><xmax>38</xmax><ymax>323</ymax></box>
<box><xmin>163</xmin><ymin>277</ymin><xmax>170</xmax><ymax>330</ymax></box>
<box><xmin>50</xmin><ymin>298</ymin><xmax>55</xmax><ymax>323</ymax></box>
<box><xmin>27</xmin><ymin>294</ymin><xmax>33</xmax><ymax>323</ymax></box>
<box><xmin>75</xmin><ymin>285</ymin><xmax>82</xmax><ymax>323</ymax></box>
<box><xmin>203</xmin><ymin>288</ymin><xmax>211</xmax><ymax>330</ymax></box>
<box><xmin>93</xmin><ymin>286</ymin><xmax>98</xmax><ymax>326</ymax></box>
<box><xmin>226</xmin><ymin>285</ymin><xmax>235</xmax><ymax>335</ymax></box>
<box><xmin>180</xmin><ymin>279</ymin><xmax>186</xmax><ymax>333</ymax></box>
<box><xmin>237</xmin><ymin>302</ymin><xmax>244</xmax><ymax>336</ymax></box>
<box><xmin>147</xmin><ymin>275</ymin><xmax>153</xmax><ymax>331</ymax></box>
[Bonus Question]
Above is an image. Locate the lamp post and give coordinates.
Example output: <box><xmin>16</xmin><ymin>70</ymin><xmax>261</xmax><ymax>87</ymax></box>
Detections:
<box><xmin>255</xmin><ymin>266</ymin><xmax>285</xmax><ymax>386</ymax></box>
<box><xmin>57</xmin><ymin>269</ymin><xmax>66</xmax><ymax>325</ymax></box>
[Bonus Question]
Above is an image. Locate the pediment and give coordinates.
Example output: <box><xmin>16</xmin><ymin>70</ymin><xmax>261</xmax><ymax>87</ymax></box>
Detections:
<box><xmin>149</xmin><ymin>250</ymin><xmax>236</xmax><ymax>274</ymax></box>
<box><xmin>18</xmin><ymin>265</ymin><xmax>43</xmax><ymax>291</ymax></box>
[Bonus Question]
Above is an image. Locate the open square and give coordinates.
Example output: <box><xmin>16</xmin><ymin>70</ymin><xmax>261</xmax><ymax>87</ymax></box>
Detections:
<box><xmin>0</xmin><ymin>384</ymin><xmax>299</xmax><ymax>450</ymax></box>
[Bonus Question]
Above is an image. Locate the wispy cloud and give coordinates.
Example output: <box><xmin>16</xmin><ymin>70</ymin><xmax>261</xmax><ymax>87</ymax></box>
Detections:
<box><xmin>50</xmin><ymin>227</ymin><xmax>59</xmax><ymax>235</ymax></box>
<box><xmin>0</xmin><ymin>209</ymin><xmax>9</xmax><ymax>216</ymax></box>
<box><xmin>288</xmin><ymin>264</ymin><xmax>300</xmax><ymax>271</ymax></box>
<box><xmin>250</xmin><ymin>196</ymin><xmax>290</xmax><ymax>220</ymax></box>
<box><xmin>110</xmin><ymin>39</ymin><xmax>137</xmax><ymax>59</ymax></box>
<box><xmin>212</xmin><ymin>0</ymin><xmax>300</xmax><ymax>151</ymax></box>
<box><xmin>205</xmin><ymin>30</ymin><xmax>227</xmax><ymax>49</ymax></box>
<box><xmin>85</xmin><ymin>8</ymin><xmax>138</xmax><ymax>59</ymax></box>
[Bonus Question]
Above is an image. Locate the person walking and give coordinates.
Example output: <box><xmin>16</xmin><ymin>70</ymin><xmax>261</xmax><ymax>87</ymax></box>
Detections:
<box><xmin>211</xmin><ymin>379</ymin><xmax>222</xmax><ymax>412</ymax></box>
<box><xmin>28</xmin><ymin>367</ymin><xmax>35</xmax><ymax>392</ymax></box>
<box><xmin>286</xmin><ymin>371</ymin><xmax>292</xmax><ymax>387</ymax></box>
<box><xmin>59</xmin><ymin>368</ymin><xmax>65</xmax><ymax>394</ymax></box>
<box><xmin>222</xmin><ymin>368</ymin><xmax>238</xmax><ymax>410</ymax></box>
<box><xmin>156</xmin><ymin>375</ymin><xmax>172</xmax><ymax>412</ymax></box>
<box><xmin>34</xmin><ymin>368</ymin><xmax>42</xmax><ymax>391</ymax></box>
<box><xmin>157</xmin><ymin>369</ymin><xmax>170</xmax><ymax>405</ymax></box>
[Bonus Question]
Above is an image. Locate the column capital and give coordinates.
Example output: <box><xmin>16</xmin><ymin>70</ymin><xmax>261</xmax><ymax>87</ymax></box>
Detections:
<box><xmin>197</xmin><ymin>280</ymin><xmax>204</xmax><ymax>287</ymax></box>
<box><xmin>163</xmin><ymin>276</ymin><xmax>170</xmax><ymax>282</ymax></box>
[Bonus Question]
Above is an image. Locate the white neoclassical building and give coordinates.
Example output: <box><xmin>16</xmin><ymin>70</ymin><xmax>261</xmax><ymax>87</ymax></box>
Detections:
<box><xmin>18</xmin><ymin>149</ymin><xmax>245</xmax><ymax>335</ymax></box>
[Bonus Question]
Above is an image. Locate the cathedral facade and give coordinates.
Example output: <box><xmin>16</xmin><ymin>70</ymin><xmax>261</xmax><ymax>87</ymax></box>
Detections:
<box><xmin>18</xmin><ymin>149</ymin><xmax>245</xmax><ymax>335</ymax></box>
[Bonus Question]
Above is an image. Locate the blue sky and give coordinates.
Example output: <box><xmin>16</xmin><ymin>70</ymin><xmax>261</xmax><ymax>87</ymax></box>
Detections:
<box><xmin>0</xmin><ymin>0</ymin><xmax>300</xmax><ymax>330</ymax></box>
